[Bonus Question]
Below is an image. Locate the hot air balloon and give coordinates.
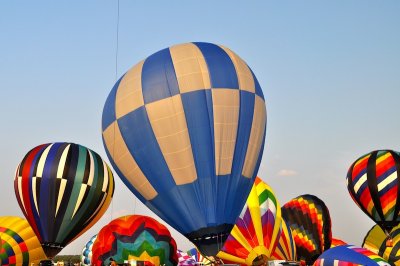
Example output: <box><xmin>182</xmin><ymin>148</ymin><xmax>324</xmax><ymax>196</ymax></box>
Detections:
<box><xmin>0</xmin><ymin>216</ymin><xmax>46</xmax><ymax>265</ymax></box>
<box><xmin>177</xmin><ymin>250</ymin><xmax>196</xmax><ymax>265</ymax></box>
<box><xmin>187</xmin><ymin>247</ymin><xmax>214</xmax><ymax>265</ymax></box>
<box><xmin>347</xmin><ymin>150</ymin><xmax>400</xmax><ymax>241</ymax></box>
<box><xmin>102</xmin><ymin>42</ymin><xmax>267</xmax><ymax>256</ymax></box>
<box><xmin>217</xmin><ymin>177</ymin><xmax>283</xmax><ymax>265</ymax></box>
<box><xmin>363</xmin><ymin>224</ymin><xmax>400</xmax><ymax>265</ymax></box>
<box><xmin>313</xmin><ymin>245</ymin><xmax>390</xmax><ymax>266</ymax></box>
<box><xmin>91</xmin><ymin>215</ymin><xmax>178</xmax><ymax>266</ymax></box>
<box><xmin>281</xmin><ymin>194</ymin><xmax>332</xmax><ymax>265</ymax></box>
<box><xmin>81</xmin><ymin>234</ymin><xmax>97</xmax><ymax>266</ymax></box>
<box><xmin>271</xmin><ymin>219</ymin><xmax>297</xmax><ymax>262</ymax></box>
<box><xmin>14</xmin><ymin>142</ymin><xmax>115</xmax><ymax>258</ymax></box>
<box><xmin>330</xmin><ymin>238</ymin><xmax>347</xmax><ymax>248</ymax></box>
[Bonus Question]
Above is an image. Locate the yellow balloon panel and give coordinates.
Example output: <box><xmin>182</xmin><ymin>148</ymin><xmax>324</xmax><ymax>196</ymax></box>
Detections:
<box><xmin>0</xmin><ymin>216</ymin><xmax>46</xmax><ymax>265</ymax></box>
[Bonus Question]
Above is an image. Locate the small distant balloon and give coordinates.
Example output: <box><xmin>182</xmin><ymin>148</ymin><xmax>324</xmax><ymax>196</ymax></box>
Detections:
<box><xmin>81</xmin><ymin>235</ymin><xmax>97</xmax><ymax>266</ymax></box>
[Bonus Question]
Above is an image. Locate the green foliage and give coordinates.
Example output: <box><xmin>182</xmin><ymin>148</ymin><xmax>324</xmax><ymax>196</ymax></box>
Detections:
<box><xmin>53</xmin><ymin>255</ymin><xmax>81</xmax><ymax>263</ymax></box>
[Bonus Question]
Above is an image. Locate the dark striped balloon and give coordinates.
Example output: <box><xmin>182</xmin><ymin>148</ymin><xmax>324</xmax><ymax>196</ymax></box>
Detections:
<box><xmin>347</xmin><ymin>150</ymin><xmax>400</xmax><ymax>235</ymax></box>
<box><xmin>14</xmin><ymin>143</ymin><xmax>114</xmax><ymax>258</ymax></box>
<box><xmin>281</xmin><ymin>194</ymin><xmax>332</xmax><ymax>265</ymax></box>
<box><xmin>363</xmin><ymin>224</ymin><xmax>400</xmax><ymax>265</ymax></box>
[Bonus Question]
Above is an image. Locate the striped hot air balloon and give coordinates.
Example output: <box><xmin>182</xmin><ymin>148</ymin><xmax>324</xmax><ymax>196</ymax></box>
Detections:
<box><xmin>271</xmin><ymin>219</ymin><xmax>296</xmax><ymax>261</ymax></box>
<box><xmin>347</xmin><ymin>150</ymin><xmax>400</xmax><ymax>238</ymax></box>
<box><xmin>330</xmin><ymin>238</ymin><xmax>347</xmax><ymax>248</ymax></box>
<box><xmin>313</xmin><ymin>245</ymin><xmax>390</xmax><ymax>266</ymax></box>
<box><xmin>363</xmin><ymin>224</ymin><xmax>400</xmax><ymax>265</ymax></box>
<box><xmin>14</xmin><ymin>142</ymin><xmax>115</xmax><ymax>258</ymax></box>
<box><xmin>282</xmin><ymin>194</ymin><xmax>332</xmax><ymax>265</ymax></box>
<box><xmin>217</xmin><ymin>177</ymin><xmax>284</xmax><ymax>265</ymax></box>
<box><xmin>102</xmin><ymin>42</ymin><xmax>267</xmax><ymax>256</ymax></box>
<box><xmin>0</xmin><ymin>216</ymin><xmax>46</xmax><ymax>266</ymax></box>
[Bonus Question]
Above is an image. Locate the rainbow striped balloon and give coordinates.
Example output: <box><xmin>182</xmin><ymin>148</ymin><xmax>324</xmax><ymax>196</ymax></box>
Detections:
<box><xmin>330</xmin><ymin>238</ymin><xmax>347</xmax><ymax>248</ymax></box>
<box><xmin>347</xmin><ymin>150</ymin><xmax>400</xmax><ymax>234</ymax></box>
<box><xmin>281</xmin><ymin>194</ymin><xmax>332</xmax><ymax>265</ymax></box>
<box><xmin>314</xmin><ymin>245</ymin><xmax>390</xmax><ymax>266</ymax></box>
<box><xmin>271</xmin><ymin>219</ymin><xmax>296</xmax><ymax>261</ymax></box>
<box><xmin>217</xmin><ymin>177</ymin><xmax>285</xmax><ymax>265</ymax></box>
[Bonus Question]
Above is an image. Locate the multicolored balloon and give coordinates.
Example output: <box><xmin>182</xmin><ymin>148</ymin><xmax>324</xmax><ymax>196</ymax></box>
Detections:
<box><xmin>91</xmin><ymin>215</ymin><xmax>178</xmax><ymax>266</ymax></box>
<box><xmin>313</xmin><ymin>245</ymin><xmax>390</xmax><ymax>266</ymax></box>
<box><xmin>217</xmin><ymin>177</ymin><xmax>283</xmax><ymax>265</ymax></box>
<box><xmin>177</xmin><ymin>249</ymin><xmax>196</xmax><ymax>265</ymax></box>
<box><xmin>363</xmin><ymin>224</ymin><xmax>400</xmax><ymax>265</ymax></box>
<box><xmin>187</xmin><ymin>248</ymin><xmax>214</xmax><ymax>265</ymax></box>
<box><xmin>0</xmin><ymin>216</ymin><xmax>46</xmax><ymax>265</ymax></box>
<box><xmin>102</xmin><ymin>42</ymin><xmax>267</xmax><ymax>255</ymax></box>
<box><xmin>81</xmin><ymin>234</ymin><xmax>97</xmax><ymax>266</ymax></box>
<box><xmin>347</xmin><ymin>150</ymin><xmax>400</xmax><ymax>236</ymax></box>
<box><xmin>281</xmin><ymin>194</ymin><xmax>332</xmax><ymax>265</ymax></box>
<box><xmin>14</xmin><ymin>142</ymin><xmax>115</xmax><ymax>258</ymax></box>
<box><xmin>271</xmin><ymin>219</ymin><xmax>296</xmax><ymax>261</ymax></box>
<box><xmin>330</xmin><ymin>238</ymin><xmax>347</xmax><ymax>248</ymax></box>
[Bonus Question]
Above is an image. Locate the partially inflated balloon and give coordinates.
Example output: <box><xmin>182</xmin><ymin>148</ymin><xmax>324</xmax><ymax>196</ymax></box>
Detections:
<box><xmin>271</xmin><ymin>219</ymin><xmax>296</xmax><ymax>261</ymax></box>
<box><xmin>347</xmin><ymin>150</ymin><xmax>400</xmax><ymax>237</ymax></box>
<box><xmin>330</xmin><ymin>238</ymin><xmax>347</xmax><ymax>248</ymax></box>
<box><xmin>282</xmin><ymin>194</ymin><xmax>332</xmax><ymax>265</ymax></box>
<box><xmin>102</xmin><ymin>42</ymin><xmax>267</xmax><ymax>255</ymax></box>
<box><xmin>14</xmin><ymin>143</ymin><xmax>115</xmax><ymax>258</ymax></box>
<box><xmin>187</xmin><ymin>248</ymin><xmax>214</xmax><ymax>265</ymax></box>
<box><xmin>177</xmin><ymin>250</ymin><xmax>196</xmax><ymax>266</ymax></box>
<box><xmin>313</xmin><ymin>245</ymin><xmax>390</xmax><ymax>266</ymax></box>
<box><xmin>363</xmin><ymin>224</ymin><xmax>400</xmax><ymax>265</ymax></box>
<box><xmin>217</xmin><ymin>177</ymin><xmax>282</xmax><ymax>265</ymax></box>
<box><xmin>81</xmin><ymin>235</ymin><xmax>97</xmax><ymax>266</ymax></box>
<box><xmin>91</xmin><ymin>215</ymin><xmax>178</xmax><ymax>266</ymax></box>
<box><xmin>0</xmin><ymin>216</ymin><xmax>46</xmax><ymax>265</ymax></box>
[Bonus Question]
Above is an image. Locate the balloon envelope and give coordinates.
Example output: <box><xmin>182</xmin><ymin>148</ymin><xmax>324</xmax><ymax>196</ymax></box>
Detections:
<box><xmin>14</xmin><ymin>142</ymin><xmax>115</xmax><ymax>258</ymax></box>
<box><xmin>347</xmin><ymin>150</ymin><xmax>400</xmax><ymax>234</ymax></box>
<box><xmin>217</xmin><ymin>177</ymin><xmax>283</xmax><ymax>265</ymax></box>
<box><xmin>177</xmin><ymin>249</ymin><xmax>196</xmax><ymax>265</ymax></box>
<box><xmin>102</xmin><ymin>42</ymin><xmax>267</xmax><ymax>255</ymax></box>
<box><xmin>313</xmin><ymin>245</ymin><xmax>390</xmax><ymax>266</ymax></box>
<box><xmin>363</xmin><ymin>224</ymin><xmax>400</xmax><ymax>265</ymax></box>
<box><xmin>0</xmin><ymin>216</ymin><xmax>46</xmax><ymax>265</ymax></box>
<box><xmin>81</xmin><ymin>234</ymin><xmax>97</xmax><ymax>266</ymax></box>
<box><xmin>271</xmin><ymin>219</ymin><xmax>296</xmax><ymax>261</ymax></box>
<box><xmin>187</xmin><ymin>248</ymin><xmax>214</xmax><ymax>265</ymax></box>
<box><xmin>91</xmin><ymin>215</ymin><xmax>178</xmax><ymax>266</ymax></box>
<box><xmin>282</xmin><ymin>194</ymin><xmax>332</xmax><ymax>265</ymax></box>
<box><xmin>330</xmin><ymin>238</ymin><xmax>347</xmax><ymax>248</ymax></box>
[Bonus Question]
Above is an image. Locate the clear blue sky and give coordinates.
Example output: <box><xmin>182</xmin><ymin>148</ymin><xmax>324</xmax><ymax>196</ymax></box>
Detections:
<box><xmin>1</xmin><ymin>1</ymin><xmax>399</xmax><ymax>256</ymax></box>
